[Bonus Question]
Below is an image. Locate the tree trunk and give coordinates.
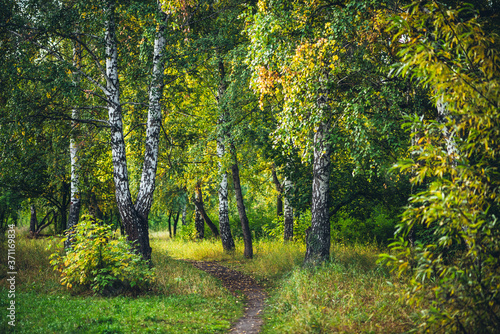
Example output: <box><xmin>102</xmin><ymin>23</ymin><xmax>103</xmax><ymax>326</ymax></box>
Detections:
<box><xmin>230</xmin><ymin>144</ymin><xmax>253</xmax><ymax>258</ymax></box>
<box><xmin>66</xmin><ymin>39</ymin><xmax>82</xmax><ymax>246</ymax></box>
<box><xmin>271</xmin><ymin>166</ymin><xmax>284</xmax><ymax>216</ymax></box>
<box><xmin>194</xmin><ymin>182</ymin><xmax>220</xmax><ymax>237</ymax></box>
<box><xmin>29</xmin><ymin>205</ymin><xmax>38</xmax><ymax>237</ymax></box>
<box><xmin>283</xmin><ymin>177</ymin><xmax>294</xmax><ymax>241</ymax></box>
<box><xmin>195</xmin><ymin>205</ymin><xmax>204</xmax><ymax>239</ymax></box>
<box><xmin>173</xmin><ymin>209</ymin><xmax>180</xmax><ymax>237</ymax></box>
<box><xmin>181</xmin><ymin>200</ymin><xmax>187</xmax><ymax>225</ymax></box>
<box><xmin>59</xmin><ymin>181</ymin><xmax>69</xmax><ymax>234</ymax></box>
<box><xmin>104</xmin><ymin>1</ymin><xmax>168</xmax><ymax>261</ymax></box>
<box><xmin>167</xmin><ymin>210</ymin><xmax>172</xmax><ymax>238</ymax></box>
<box><xmin>216</xmin><ymin>58</ymin><xmax>235</xmax><ymax>252</ymax></box>
<box><xmin>135</xmin><ymin>3</ymin><xmax>169</xmax><ymax>218</ymax></box>
<box><xmin>36</xmin><ymin>211</ymin><xmax>55</xmax><ymax>235</ymax></box>
<box><xmin>305</xmin><ymin>121</ymin><xmax>332</xmax><ymax>264</ymax></box>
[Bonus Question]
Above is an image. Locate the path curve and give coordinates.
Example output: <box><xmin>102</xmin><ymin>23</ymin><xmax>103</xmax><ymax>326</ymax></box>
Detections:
<box><xmin>189</xmin><ymin>261</ymin><xmax>266</xmax><ymax>334</ymax></box>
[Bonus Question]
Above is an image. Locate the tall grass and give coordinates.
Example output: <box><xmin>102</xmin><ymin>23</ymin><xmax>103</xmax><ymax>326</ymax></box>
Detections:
<box><xmin>1</xmin><ymin>229</ymin><xmax>419</xmax><ymax>333</ymax></box>
<box><xmin>153</xmin><ymin>234</ymin><xmax>419</xmax><ymax>333</ymax></box>
<box><xmin>0</xmin><ymin>228</ymin><xmax>63</xmax><ymax>293</ymax></box>
<box><xmin>262</xmin><ymin>243</ymin><xmax>416</xmax><ymax>333</ymax></box>
<box><xmin>153</xmin><ymin>235</ymin><xmax>306</xmax><ymax>282</ymax></box>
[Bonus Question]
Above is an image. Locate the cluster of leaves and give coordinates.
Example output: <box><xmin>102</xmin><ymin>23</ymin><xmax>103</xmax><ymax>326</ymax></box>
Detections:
<box><xmin>381</xmin><ymin>1</ymin><xmax>500</xmax><ymax>332</ymax></box>
<box><xmin>50</xmin><ymin>215</ymin><xmax>155</xmax><ymax>295</ymax></box>
<box><xmin>262</xmin><ymin>210</ymin><xmax>312</xmax><ymax>242</ymax></box>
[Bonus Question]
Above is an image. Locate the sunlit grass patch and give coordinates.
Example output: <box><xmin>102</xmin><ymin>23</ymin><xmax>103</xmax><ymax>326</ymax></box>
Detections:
<box><xmin>0</xmin><ymin>231</ymin><xmax>243</xmax><ymax>333</ymax></box>
<box><xmin>153</xmin><ymin>236</ymin><xmax>306</xmax><ymax>283</ymax></box>
<box><xmin>239</xmin><ymin>239</ymin><xmax>305</xmax><ymax>282</ymax></box>
<box><xmin>0</xmin><ymin>231</ymin><xmax>63</xmax><ymax>293</ymax></box>
<box><xmin>151</xmin><ymin>239</ymin><xmax>241</xmax><ymax>298</ymax></box>
<box><xmin>0</xmin><ymin>289</ymin><xmax>239</xmax><ymax>333</ymax></box>
<box><xmin>261</xmin><ymin>242</ymin><xmax>416</xmax><ymax>333</ymax></box>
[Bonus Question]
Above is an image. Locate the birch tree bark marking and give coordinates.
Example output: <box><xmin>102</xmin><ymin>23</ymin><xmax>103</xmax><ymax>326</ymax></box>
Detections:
<box><xmin>216</xmin><ymin>59</ymin><xmax>235</xmax><ymax>251</ymax></box>
<box><xmin>283</xmin><ymin>177</ymin><xmax>294</xmax><ymax>241</ymax></box>
<box><xmin>66</xmin><ymin>38</ymin><xmax>83</xmax><ymax>246</ymax></box>
<box><xmin>305</xmin><ymin>120</ymin><xmax>332</xmax><ymax>264</ymax></box>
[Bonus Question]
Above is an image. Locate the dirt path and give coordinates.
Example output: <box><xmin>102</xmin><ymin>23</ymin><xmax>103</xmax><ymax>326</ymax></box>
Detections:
<box><xmin>189</xmin><ymin>261</ymin><xmax>267</xmax><ymax>334</ymax></box>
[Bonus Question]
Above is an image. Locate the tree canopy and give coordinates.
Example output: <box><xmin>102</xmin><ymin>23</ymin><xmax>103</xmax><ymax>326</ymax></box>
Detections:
<box><xmin>1</xmin><ymin>0</ymin><xmax>499</xmax><ymax>330</ymax></box>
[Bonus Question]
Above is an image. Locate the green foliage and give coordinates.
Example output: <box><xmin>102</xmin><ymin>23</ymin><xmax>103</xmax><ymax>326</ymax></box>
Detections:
<box><xmin>176</xmin><ymin>222</ymin><xmax>198</xmax><ymax>241</ymax></box>
<box><xmin>332</xmin><ymin>209</ymin><xmax>398</xmax><ymax>245</ymax></box>
<box><xmin>381</xmin><ymin>1</ymin><xmax>500</xmax><ymax>332</ymax></box>
<box><xmin>50</xmin><ymin>216</ymin><xmax>155</xmax><ymax>295</ymax></box>
<box><xmin>0</xmin><ymin>235</ymin><xmax>242</xmax><ymax>333</ymax></box>
<box><xmin>262</xmin><ymin>211</ymin><xmax>311</xmax><ymax>242</ymax></box>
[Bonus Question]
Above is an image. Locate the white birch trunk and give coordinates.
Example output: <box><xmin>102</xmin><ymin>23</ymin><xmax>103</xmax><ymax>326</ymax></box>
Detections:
<box><xmin>216</xmin><ymin>59</ymin><xmax>235</xmax><ymax>251</ymax></box>
<box><xmin>283</xmin><ymin>177</ymin><xmax>294</xmax><ymax>241</ymax></box>
<box><xmin>104</xmin><ymin>1</ymin><xmax>168</xmax><ymax>260</ymax></box>
<box><xmin>194</xmin><ymin>189</ymin><xmax>204</xmax><ymax>239</ymax></box>
<box><xmin>217</xmin><ymin>137</ymin><xmax>235</xmax><ymax>250</ymax></box>
<box><xmin>135</xmin><ymin>4</ymin><xmax>168</xmax><ymax>218</ymax></box>
<box><xmin>66</xmin><ymin>36</ymin><xmax>82</xmax><ymax>247</ymax></box>
<box><xmin>105</xmin><ymin>0</ymin><xmax>150</xmax><ymax>259</ymax></box>
<box><xmin>181</xmin><ymin>200</ymin><xmax>187</xmax><ymax>225</ymax></box>
<box><xmin>305</xmin><ymin>121</ymin><xmax>332</xmax><ymax>263</ymax></box>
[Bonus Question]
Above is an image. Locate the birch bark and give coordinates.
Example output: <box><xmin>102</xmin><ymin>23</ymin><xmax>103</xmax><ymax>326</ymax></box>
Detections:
<box><xmin>283</xmin><ymin>177</ymin><xmax>294</xmax><ymax>241</ymax></box>
<box><xmin>104</xmin><ymin>1</ymin><xmax>168</xmax><ymax>260</ymax></box>
<box><xmin>195</xmin><ymin>207</ymin><xmax>204</xmax><ymax>239</ymax></box>
<box><xmin>216</xmin><ymin>59</ymin><xmax>235</xmax><ymax>251</ymax></box>
<box><xmin>305</xmin><ymin>121</ymin><xmax>332</xmax><ymax>263</ymax></box>
<box><xmin>271</xmin><ymin>166</ymin><xmax>284</xmax><ymax>216</ymax></box>
<box><xmin>66</xmin><ymin>38</ymin><xmax>82</xmax><ymax>247</ymax></box>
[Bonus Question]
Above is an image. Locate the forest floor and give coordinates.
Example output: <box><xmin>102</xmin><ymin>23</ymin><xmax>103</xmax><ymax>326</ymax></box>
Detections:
<box><xmin>188</xmin><ymin>261</ymin><xmax>267</xmax><ymax>334</ymax></box>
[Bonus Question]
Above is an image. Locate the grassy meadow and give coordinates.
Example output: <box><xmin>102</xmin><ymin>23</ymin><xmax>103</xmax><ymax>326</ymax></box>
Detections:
<box><xmin>0</xmin><ymin>228</ymin><xmax>420</xmax><ymax>333</ymax></box>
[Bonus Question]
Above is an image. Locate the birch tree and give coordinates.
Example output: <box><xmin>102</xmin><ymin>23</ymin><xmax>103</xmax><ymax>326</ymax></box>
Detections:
<box><xmin>104</xmin><ymin>0</ymin><xmax>169</xmax><ymax>260</ymax></box>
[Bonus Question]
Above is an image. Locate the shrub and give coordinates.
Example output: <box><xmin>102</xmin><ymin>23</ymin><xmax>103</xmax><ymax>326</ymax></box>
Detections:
<box><xmin>49</xmin><ymin>215</ymin><xmax>155</xmax><ymax>295</ymax></box>
<box><xmin>381</xmin><ymin>2</ymin><xmax>500</xmax><ymax>332</ymax></box>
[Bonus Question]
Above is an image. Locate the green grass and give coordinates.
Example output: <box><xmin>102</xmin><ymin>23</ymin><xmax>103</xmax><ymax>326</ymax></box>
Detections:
<box><xmin>1</xmin><ymin>229</ymin><xmax>420</xmax><ymax>333</ymax></box>
<box><xmin>0</xmin><ymin>290</ymin><xmax>238</xmax><ymax>333</ymax></box>
<box><xmin>160</xmin><ymin>237</ymin><xmax>420</xmax><ymax>333</ymax></box>
<box><xmin>261</xmin><ymin>244</ymin><xmax>416</xmax><ymax>333</ymax></box>
<box><xmin>0</xmin><ymin>230</ymin><xmax>242</xmax><ymax>333</ymax></box>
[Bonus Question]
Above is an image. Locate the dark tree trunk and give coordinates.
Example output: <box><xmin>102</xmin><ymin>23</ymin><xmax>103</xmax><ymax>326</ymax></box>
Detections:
<box><xmin>36</xmin><ymin>211</ymin><xmax>55</xmax><ymax>235</ymax></box>
<box><xmin>216</xmin><ymin>58</ymin><xmax>235</xmax><ymax>252</ymax></box>
<box><xmin>173</xmin><ymin>210</ymin><xmax>180</xmax><ymax>237</ymax></box>
<box><xmin>194</xmin><ymin>182</ymin><xmax>220</xmax><ymax>237</ymax></box>
<box><xmin>271</xmin><ymin>166</ymin><xmax>284</xmax><ymax>216</ymax></box>
<box><xmin>29</xmin><ymin>205</ymin><xmax>38</xmax><ymax>237</ymax></box>
<box><xmin>195</xmin><ymin>205</ymin><xmax>204</xmax><ymax>239</ymax></box>
<box><xmin>167</xmin><ymin>210</ymin><xmax>172</xmax><ymax>238</ymax></box>
<box><xmin>59</xmin><ymin>181</ymin><xmax>69</xmax><ymax>234</ymax></box>
<box><xmin>305</xmin><ymin>121</ymin><xmax>332</xmax><ymax>264</ymax></box>
<box><xmin>230</xmin><ymin>145</ymin><xmax>253</xmax><ymax>259</ymax></box>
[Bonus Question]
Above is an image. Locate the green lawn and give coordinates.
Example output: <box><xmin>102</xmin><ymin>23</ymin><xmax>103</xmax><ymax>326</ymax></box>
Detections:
<box><xmin>1</xmin><ymin>233</ymin><xmax>419</xmax><ymax>333</ymax></box>
<box><xmin>0</xmin><ymin>235</ymin><xmax>242</xmax><ymax>334</ymax></box>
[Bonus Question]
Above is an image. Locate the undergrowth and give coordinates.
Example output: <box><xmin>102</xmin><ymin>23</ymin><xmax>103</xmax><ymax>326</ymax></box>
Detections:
<box><xmin>160</xmin><ymin>235</ymin><xmax>420</xmax><ymax>333</ymax></box>
<box><xmin>0</xmin><ymin>228</ymin><xmax>241</xmax><ymax>333</ymax></box>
